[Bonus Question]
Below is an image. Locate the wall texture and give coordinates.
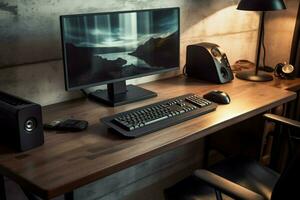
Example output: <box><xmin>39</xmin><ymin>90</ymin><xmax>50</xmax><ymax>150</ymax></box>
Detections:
<box><xmin>0</xmin><ymin>1</ymin><xmax>297</xmax><ymax>106</ymax></box>
<box><xmin>0</xmin><ymin>0</ymin><xmax>262</xmax><ymax>106</ymax></box>
<box><xmin>0</xmin><ymin>1</ymin><xmax>298</xmax><ymax>200</ymax></box>
<box><xmin>0</xmin><ymin>0</ymin><xmax>254</xmax><ymax>68</ymax></box>
<box><xmin>264</xmin><ymin>0</ymin><xmax>299</xmax><ymax>67</ymax></box>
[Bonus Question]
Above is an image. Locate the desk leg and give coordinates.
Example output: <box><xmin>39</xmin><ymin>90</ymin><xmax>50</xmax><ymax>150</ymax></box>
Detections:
<box><xmin>269</xmin><ymin>100</ymin><xmax>298</xmax><ymax>172</ymax></box>
<box><xmin>21</xmin><ymin>187</ymin><xmax>39</xmax><ymax>200</ymax></box>
<box><xmin>0</xmin><ymin>175</ymin><xmax>6</xmax><ymax>200</ymax></box>
<box><xmin>283</xmin><ymin>90</ymin><xmax>300</xmax><ymax>121</ymax></box>
<box><xmin>214</xmin><ymin>189</ymin><xmax>223</xmax><ymax>200</ymax></box>
<box><xmin>295</xmin><ymin>91</ymin><xmax>300</xmax><ymax>121</ymax></box>
<box><xmin>203</xmin><ymin>136</ymin><xmax>211</xmax><ymax>168</ymax></box>
<box><xmin>64</xmin><ymin>191</ymin><xmax>74</xmax><ymax>200</ymax></box>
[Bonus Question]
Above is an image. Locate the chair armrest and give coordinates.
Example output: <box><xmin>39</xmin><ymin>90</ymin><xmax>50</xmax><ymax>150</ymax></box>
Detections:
<box><xmin>263</xmin><ymin>114</ymin><xmax>300</xmax><ymax>129</ymax></box>
<box><xmin>194</xmin><ymin>169</ymin><xmax>265</xmax><ymax>200</ymax></box>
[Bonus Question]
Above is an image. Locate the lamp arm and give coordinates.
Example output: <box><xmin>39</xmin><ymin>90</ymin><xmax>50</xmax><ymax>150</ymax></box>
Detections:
<box><xmin>255</xmin><ymin>11</ymin><xmax>265</xmax><ymax>75</ymax></box>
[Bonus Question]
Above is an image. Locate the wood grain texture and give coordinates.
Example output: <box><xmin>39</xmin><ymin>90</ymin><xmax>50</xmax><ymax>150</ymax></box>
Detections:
<box><xmin>265</xmin><ymin>77</ymin><xmax>300</xmax><ymax>91</ymax></box>
<box><xmin>73</xmin><ymin>139</ymin><xmax>204</xmax><ymax>200</ymax></box>
<box><xmin>0</xmin><ymin>75</ymin><xmax>296</xmax><ymax>199</ymax></box>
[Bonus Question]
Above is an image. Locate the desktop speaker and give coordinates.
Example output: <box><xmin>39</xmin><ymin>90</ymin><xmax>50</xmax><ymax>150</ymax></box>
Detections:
<box><xmin>185</xmin><ymin>42</ymin><xmax>234</xmax><ymax>83</ymax></box>
<box><xmin>0</xmin><ymin>91</ymin><xmax>44</xmax><ymax>152</ymax></box>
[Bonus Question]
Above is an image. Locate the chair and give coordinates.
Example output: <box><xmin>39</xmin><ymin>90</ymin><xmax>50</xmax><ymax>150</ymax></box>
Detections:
<box><xmin>164</xmin><ymin>114</ymin><xmax>300</xmax><ymax>200</ymax></box>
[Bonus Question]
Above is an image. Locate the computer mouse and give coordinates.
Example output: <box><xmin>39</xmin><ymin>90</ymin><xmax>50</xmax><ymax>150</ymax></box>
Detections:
<box><xmin>203</xmin><ymin>90</ymin><xmax>231</xmax><ymax>104</ymax></box>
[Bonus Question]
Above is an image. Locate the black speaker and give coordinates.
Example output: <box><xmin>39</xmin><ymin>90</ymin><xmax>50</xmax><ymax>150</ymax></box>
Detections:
<box><xmin>0</xmin><ymin>91</ymin><xmax>44</xmax><ymax>152</ymax></box>
<box><xmin>185</xmin><ymin>42</ymin><xmax>234</xmax><ymax>83</ymax></box>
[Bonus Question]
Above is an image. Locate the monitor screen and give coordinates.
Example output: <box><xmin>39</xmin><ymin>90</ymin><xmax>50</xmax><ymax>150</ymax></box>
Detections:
<box><xmin>60</xmin><ymin>8</ymin><xmax>180</xmax><ymax>90</ymax></box>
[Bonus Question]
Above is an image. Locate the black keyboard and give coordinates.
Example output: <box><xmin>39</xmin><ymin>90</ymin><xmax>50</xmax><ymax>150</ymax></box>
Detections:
<box><xmin>101</xmin><ymin>93</ymin><xmax>217</xmax><ymax>138</ymax></box>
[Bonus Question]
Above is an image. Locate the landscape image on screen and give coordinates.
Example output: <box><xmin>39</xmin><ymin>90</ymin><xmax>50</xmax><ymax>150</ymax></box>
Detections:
<box><xmin>62</xmin><ymin>8</ymin><xmax>179</xmax><ymax>89</ymax></box>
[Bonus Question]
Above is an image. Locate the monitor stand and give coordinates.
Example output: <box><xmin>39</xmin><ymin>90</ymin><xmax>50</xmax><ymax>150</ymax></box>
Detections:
<box><xmin>87</xmin><ymin>81</ymin><xmax>157</xmax><ymax>107</ymax></box>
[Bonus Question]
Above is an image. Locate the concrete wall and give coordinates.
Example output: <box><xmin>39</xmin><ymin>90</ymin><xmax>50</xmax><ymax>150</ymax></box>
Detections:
<box><xmin>1</xmin><ymin>0</ymin><xmax>299</xmax><ymax>200</ymax></box>
<box><xmin>0</xmin><ymin>1</ymin><xmax>297</xmax><ymax>106</ymax></box>
<box><xmin>0</xmin><ymin>0</ymin><xmax>260</xmax><ymax>106</ymax></box>
<box><xmin>264</xmin><ymin>0</ymin><xmax>299</xmax><ymax>67</ymax></box>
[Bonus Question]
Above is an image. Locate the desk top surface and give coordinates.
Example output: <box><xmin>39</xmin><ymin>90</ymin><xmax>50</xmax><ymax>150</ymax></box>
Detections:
<box><xmin>0</xmin><ymin>76</ymin><xmax>297</xmax><ymax>199</ymax></box>
<box><xmin>266</xmin><ymin>77</ymin><xmax>300</xmax><ymax>91</ymax></box>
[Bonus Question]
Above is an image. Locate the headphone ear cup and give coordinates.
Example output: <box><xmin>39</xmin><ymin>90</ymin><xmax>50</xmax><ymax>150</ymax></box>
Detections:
<box><xmin>274</xmin><ymin>63</ymin><xmax>284</xmax><ymax>78</ymax></box>
<box><xmin>274</xmin><ymin>63</ymin><xmax>295</xmax><ymax>79</ymax></box>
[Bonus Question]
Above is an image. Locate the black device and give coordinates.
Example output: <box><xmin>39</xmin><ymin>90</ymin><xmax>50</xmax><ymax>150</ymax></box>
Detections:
<box><xmin>203</xmin><ymin>90</ymin><xmax>231</xmax><ymax>104</ymax></box>
<box><xmin>0</xmin><ymin>91</ymin><xmax>44</xmax><ymax>152</ymax></box>
<box><xmin>60</xmin><ymin>7</ymin><xmax>180</xmax><ymax>106</ymax></box>
<box><xmin>185</xmin><ymin>42</ymin><xmax>234</xmax><ymax>84</ymax></box>
<box><xmin>274</xmin><ymin>63</ymin><xmax>295</xmax><ymax>79</ymax></box>
<box><xmin>102</xmin><ymin>94</ymin><xmax>217</xmax><ymax>137</ymax></box>
<box><xmin>44</xmin><ymin>119</ymin><xmax>88</xmax><ymax>132</ymax></box>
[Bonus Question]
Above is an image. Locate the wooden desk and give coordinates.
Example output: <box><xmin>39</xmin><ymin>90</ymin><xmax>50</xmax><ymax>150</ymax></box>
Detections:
<box><xmin>273</xmin><ymin>77</ymin><xmax>300</xmax><ymax>120</ymax></box>
<box><xmin>266</xmin><ymin>77</ymin><xmax>300</xmax><ymax>91</ymax></box>
<box><xmin>0</xmin><ymin>76</ymin><xmax>296</xmax><ymax>199</ymax></box>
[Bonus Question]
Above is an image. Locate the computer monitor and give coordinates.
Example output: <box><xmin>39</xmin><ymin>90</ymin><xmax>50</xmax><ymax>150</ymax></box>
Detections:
<box><xmin>60</xmin><ymin>7</ymin><xmax>180</xmax><ymax>106</ymax></box>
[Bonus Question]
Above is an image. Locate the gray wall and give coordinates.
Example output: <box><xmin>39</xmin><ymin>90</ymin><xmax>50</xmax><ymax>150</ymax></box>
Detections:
<box><xmin>0</xmin><ymin>0</ymin><xmax>261</xmax><ymax>106</ymax></box>
<box><xmin>264</xmin><ymin>0</ymin><xmax>299</xmax><ymax>67</ymax></box>
<box><xmin>0</xmin><ymin>1</ymin><xmax>297</xmax><ymax>106</ymax></box>
<box><xmin>1</xmin><ymin>1</ymin><xmax>298</xmax><ymax>200</ymax></box>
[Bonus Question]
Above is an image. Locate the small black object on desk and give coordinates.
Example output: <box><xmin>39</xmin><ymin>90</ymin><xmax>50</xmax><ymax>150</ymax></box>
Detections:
<box><xmin>203</xmin><ymin>90</ymin><xmax>231</xmax><ymax>104</ymax></box>
<box><xmin>44</xmin><ymin>119</ymin><xmax>88</xmax><ymax>132</ymax></box>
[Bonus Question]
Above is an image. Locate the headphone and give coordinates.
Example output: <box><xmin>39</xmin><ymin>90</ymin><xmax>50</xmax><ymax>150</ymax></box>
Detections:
<box><xmin>274</xmin><ymin>62</ymin><xmax>295</xmax><ymax>79</ymax></box>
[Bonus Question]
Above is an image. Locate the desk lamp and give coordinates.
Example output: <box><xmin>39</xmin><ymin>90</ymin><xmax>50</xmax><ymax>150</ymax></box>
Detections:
<box><xmin>235</xmin><ymin>0</ymin><xmax>286</xmax><ymax>82</ymax></box>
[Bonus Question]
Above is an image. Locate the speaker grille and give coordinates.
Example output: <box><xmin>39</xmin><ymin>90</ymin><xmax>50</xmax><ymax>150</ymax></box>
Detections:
<box><xmin>220</xmin><ymin>67</ymin><xmax>229</xmax><ymax>79</ymax></box>
<box><xmin>24</xmin><ymin>118</ymin><xmax>37</xmax><ymax>133</ymax></box>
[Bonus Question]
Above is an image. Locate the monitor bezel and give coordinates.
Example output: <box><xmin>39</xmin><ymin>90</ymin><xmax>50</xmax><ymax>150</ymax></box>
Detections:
<box><xmin>60</xmin><ymin>7</ymin><xmax>180</xmax><ymax>91</ymax></box>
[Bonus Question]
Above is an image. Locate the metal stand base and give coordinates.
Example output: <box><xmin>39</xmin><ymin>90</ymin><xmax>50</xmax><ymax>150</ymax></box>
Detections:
<box><xmin>89</xmin><ymin>84</ymin><xmax>157</xmax><ymax>107</ymax></box>
<box><xmin>236</xmin><ymin>70</ymin><xmax>273</xmax><ymax>82</ymax></box>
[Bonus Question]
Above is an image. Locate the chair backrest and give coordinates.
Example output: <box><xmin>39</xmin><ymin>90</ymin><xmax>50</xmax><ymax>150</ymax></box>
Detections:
<box><xmin>271</xmin><ymin>140</ymin><xmax>300</xmax><ymax>200</ymax></box>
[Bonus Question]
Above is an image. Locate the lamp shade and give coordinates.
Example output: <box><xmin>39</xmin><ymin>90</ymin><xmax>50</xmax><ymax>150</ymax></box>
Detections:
<box><xmin>237</xmin><ymin>0</ymin><xmax>286</xmax><ymax>11</ymax></box>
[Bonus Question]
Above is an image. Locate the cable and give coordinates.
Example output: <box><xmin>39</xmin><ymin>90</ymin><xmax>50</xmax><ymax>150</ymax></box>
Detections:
<box><xmin>261</xmin><ymin>13</ymin><xmax>274</xmax><ymax>72</ymax></box>
<box><xmin>183</xmin><ymin>65</ymin><xmax>187</xmax><ymax>76</ymax></box>
<box><xmin>262</xmin><ymin>16</ymin><xmax>267</xmax><ymax>68</ymax></box>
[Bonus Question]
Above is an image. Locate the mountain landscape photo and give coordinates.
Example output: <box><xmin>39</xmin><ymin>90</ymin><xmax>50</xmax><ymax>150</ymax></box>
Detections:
<box><xmin>62</xmin><ymin>8</ymin><xmax>179</xmax><ymax>88</ymax></box>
